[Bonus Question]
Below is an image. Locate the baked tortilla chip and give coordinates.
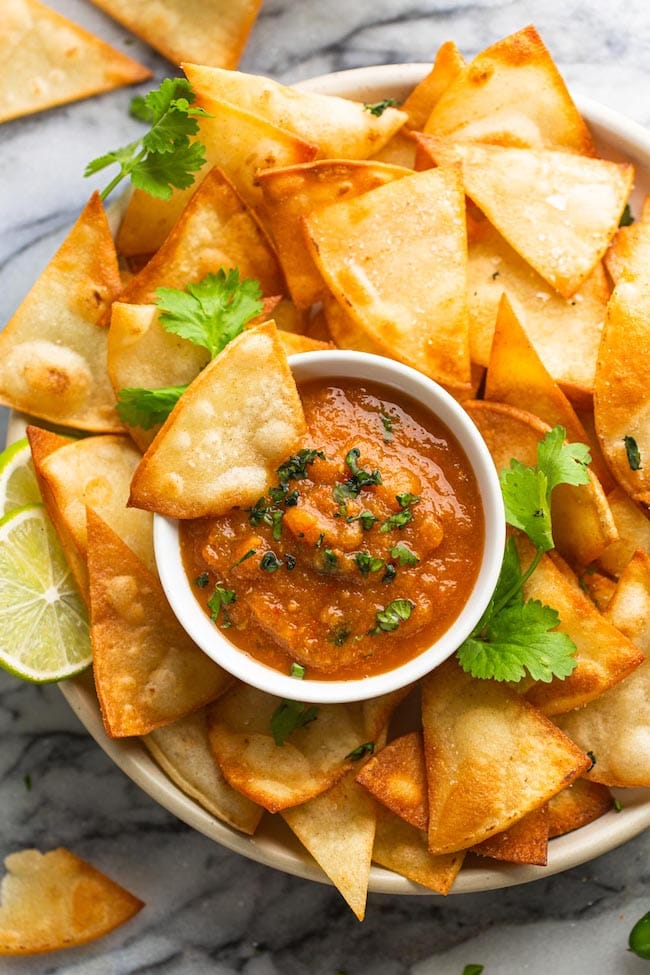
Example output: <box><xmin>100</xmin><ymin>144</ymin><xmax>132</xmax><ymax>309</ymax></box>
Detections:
<box><xmin>416</xmin><ymin>135</ymin><xmax>632</xmax><ymax>299</ymax></box>
<box><xmin>88</xmin><ymin>0</ymin><xmax>261</xmax><ymax>69</ymax></box>
<box><xmin>183</xmin><ymin>63</ymin><xmax>407</xmax><ymax>160</ymax></box>
<box><xmin>282</xmin><ymin>771</ymin><xmax>376</xmax><ymax>920</ymax></box>
<box><xmin>206</xmin><ymin>683</ymin><xmax>387</xmax><ymax>812</ymax></box>
<box><xmin>422</xmin><ymin>660</ymin><xmax>590</xmax><ymax>854</ymax></box>
<box><xmin>598</xmin><ymin>488</ymin><xmax>650</xmax><ymax>578</ymax></box>
<box><xmin>594</xmin><ymin>278</ymin><xmax>650</xmax><ymax>506</ymax></box>
<box><xmin>422</xmin><ymin>25</ymin><xmax>594</xmax><ymax>154</ymax></box>
<box><xmin>258</xmin><ymin>160</ymin><xmax>409</xmax><ymax>308</ymax></box>
<box><xmin>356</xmin><ymin>732</ymin><xmax>428</xmax><ymax>831</ymax></box>
<box><xmin>304</xmin><ymin>166</ymin><xmax>471</xmax><ymax>388</ymax></box>
<box><xmin>605</xmin><ymin>195</ymin><xmax>650</xmax><ymax>284</ymax></box>
<box><xmin>472</xmin><ymin>805</ymin><xmax>549</xmax><ymax>866</ymax></box>
<box><xmin>0</xmin><ymin>194</ymin><xmax>123</xmax><ymax>431</ymax></box>
<box><xmin>0</xmin><ymin>848</ymin><xmax>142</xmax><ymax>955</ymax></box>
<box><xmin>143</xmin><ymin>711</ymin><xmax>263</xmax><ymax>834</ymax></box>
<box><xmin>557</xmin><ymin>550</ymin><xmax>650</xmax><ymax>787</ymax></box>
<box><xmin>464</xmin><ymin>401</ymin><xmax>617</xmax><ymax>567</ymax></box>
<box><xmin>547</xmin><ymin>779</ymin><xmax>614</xmax><ymax>838</ymax></box>
<box><xmin>88</xmin><ymin>510</ymin><xmax>231</xmax><ymax>738</ymax></box>
<box><xmin>0</xmin><ymin>0</ymin><xmax>150</xmax><ymax>124</ymax></box>
<box><xmin>128</xmin><ymin>322</ymin><xmax>306</xmax><ymax>519</ymax></box>
<box><xmin>372</xmin><ymin>807</ymin><xmax>464</xmax><ymax>894</ymax></box>
<box><xmin>402</xmin><ymin>41</ymin><xmax>466</xmax><ymax>132</ymax></box>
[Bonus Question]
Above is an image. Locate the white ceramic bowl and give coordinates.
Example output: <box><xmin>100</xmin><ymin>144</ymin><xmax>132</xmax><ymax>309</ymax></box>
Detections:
<box><xmin>9</xmin><ymin>63</ymin><xmax>650</xmax><ymax>896</ymax></box>
<box><xmin>154</xmin><ymin>349</ymin><xmax>505</xmax><ymax>704</ymax></box>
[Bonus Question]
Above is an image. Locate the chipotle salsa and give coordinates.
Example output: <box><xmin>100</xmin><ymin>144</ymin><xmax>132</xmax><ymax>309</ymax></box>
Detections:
<box><xmin>181</xmin><ymin>379</ymin><xmax>484</xmax><ymax>679</ymax></box>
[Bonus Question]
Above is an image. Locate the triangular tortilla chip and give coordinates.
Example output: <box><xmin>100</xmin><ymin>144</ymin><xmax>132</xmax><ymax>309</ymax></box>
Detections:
<box><xmin>463</xmin><ymin>401</ymin><xmax>617</xmax><ymax>566</ymax></box>
<box><xmin>594</xmin><ymin>278</ymin><xmax>650</xmax><ymax>506</ymax></box>
<box><xmin>0</xmin><ymin>194</ymin><xmax>123</xmax><ymax>431</ymax></box>
<box><xmin>598</xmin><ymin>488</ymin><xmax>650</xmax><ymax>578</ymax></box>
<box><xmin>128</xmin><ymin>322</ymin><xmax>306</xmax><ymax>518</ymax></box>
<box><xmin>557</xmin><ymin>550</ymin><xmax>650</xmax><ymax>787</ymax></box>
<box><xmin>0</xmin><ymin>0</ymin><xmax>150</xmax><ymax>123</ymax></box>
<box><xmin>466</xmin><ymin>211</ymin><xmax>610</xmax><ymax>405</ymax></box>
<box><xmin>143</xmin><ymin>710</ymin><xmax>263</xmax><ymax>834</ymax></box>
<box><xmin>0</xmin><ymin>848</ymin><xmax>142</xmax><ymax>955</ymax></box>
<box><xmin>547</xmin><ymin>780</ymin><xmax>614</xmax><ymax>838</ymax></box>
<box><xmin>422</xmin><ymin>660</ymin><xmax>589</xmax><ymax>854</ymax></box>
<box><xmin>579</xmin><ymin>570</ymin><xmax>617</xmax><ymax>612</ymax></box>
<box><xmin>87</xmin><ymin>0</ymin><xmax>261</xmax><ymax>69</ymax></box>
<box><xmin>605</xmin><ymin>195</ymin><xmax>650</xmax><ymax>284</ymax></box>
<box><xmin>183</xmin><ymin>63</ymin><xmax>407</xmax><ymax>160</ymax></box>
<box><xmin>282</xmin><ymin>771</ymin><xmax>376</xmax><ymax>920</ymax></box>
<box><xmin>88</xmin><ymin>509</ymin><xmax>231</xmax><ymax>738</ymax></box>
<box><xmin>355</xmin><ymin>732</ymin><xmax>428</xmax><ymax>830</ymax></box>
<box><xmin>416</xmin><ymin>135</ymin><xmax>633</xmax><ymax>298</ymax></box>
<box><xmin>304</xmin><ymin>166</ymin><xmax>471</xmax><ymax>388</ymax></box>
<box><xmin>258</xmin><ymin>160</ymin><xmax>409</xmax><ymax>308</ymax></box>
<box><xmin>471</xmin><ymin>805</ymin><xmax>549</xmax><ymax>866</ymax></box>
<box><xmin>422</xmin><ymin>25</ymin><xmax>594</xmax><ymax>154</ymax></box>
<box><xmin>372</xmin><ymin>807</ymin><xmax>464</xmax><ymax>894</ymax></box>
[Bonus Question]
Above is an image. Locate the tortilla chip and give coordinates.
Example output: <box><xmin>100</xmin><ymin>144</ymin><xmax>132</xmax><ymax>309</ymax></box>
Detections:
<box><xmin>517</xmin><ymin>538</ymin><xmax>644</xmax><ymax>715</ymax></box>
<box><xmin>372</xmin><ymin>807</ymin><xmax>464</xmax><ymax>894</ymax></box>
<box><xmin>206</xmin><ymin>683</ymin><xmax>387</xmax><ymax>812</ymax></box>
<box><xmin>88</xmin><ymin>0</ymin><xmax>261</xmax><ymax>69</ymax></box>
<box><xmin>0</xmin><ymin>848</ymin><xmax>142</xmax><ymax>955</ymax></box>
<box><xmin>556</xmin><ymin>551</ymin><xmax>650</xmax><ymax>787</ymax></box>
<box><xmin>579</xmin><ymin>570</ymin><xmax>617</xmax><ymax>612</ymax></box>
<box><xmin>276</xmin><ymin>332</ymin><xmax>330</xmax><ymax>355</ymax></box>
<box><xmin>183</xmin><ymin>64</ymin><xmax>407</xmax><ymax>160</ymax></box>
<box><xmin>0</xmin><ymin>194</ymin><xmax>123</xmax><ymax>431</ymax></box>
<box><xmin>605</xmin><ymin>195</ymin><xmax>650</xmax><ymax>284</ymax></box>
<box><xmin>402</xmin><ymin>42</ymin><xmax>466</xmax><ymax>132</ymax></box>
<box><xmin>547</xmin><ymin>779</ymin><xmax>614</xmax><ymax>838</ymax></box>
<box><xmin>282</xmin><ymin>771</ymin><xmax>376</xmax><ymax>920</ymax></box>
<box><xmin>143</xmin><ymin>711</ymin><xmax>263</xmax><ymax>834</ymax></box>
<box><xmin>594</xmin><ymin>278</ymin><xmax>650</xmax><ymax>506</ymax></box>
<box><xmin>467</xmin><ymin>212</ymin><xmax>610</xmax><ymax>405</ymax></box>
<box><xmin>422</xmin><ymin>660</ymin><xmax>590</xmax><ymax>854</ymax></box>
<box><xmin>355</xmin><ymin>732</ymin><xmax>428</xmax><ymax>830</ymax></box>
<box><xmin>463</xmin><ymin>401</ymin><xmax>617</xmax><ymax>567</ymax></box>
<box><xmin>598</xmin><ymin>488</ymin><xmax>650</xmax><ymax>578</ymax></box>
<box><xmin>304</xmin><ymin>167</ymin><xmax>471</xmax><ymax>388</ymax></box>
<box><xmin>258</xmin><ymin>160</ymin><xmax>409</xmax><ymax>308</ymax></box>
<box><xmin>88</xmin><ymin>510</ymin><xmax>231</xmax><ymax>738</ymax></box>
<box><xmin>416</xmin><ymin>135</ymin><xmax>632</xmax><ymax>299</ymax></box>
<box><xmin>422</xmin><ymin>25</ymin><xmax>594</xmax><ymax>154</ymax></box>
<box><xmin>112</xmin><ymin>167</ymin><xmax>284</xmax><ymax>311</ymax></box>
<box><xmin>0</xmin><ymin>0</ymin><xmax>150</xmax><ymax>124</ymax></box>
<box><xmin>472</xmin><ymin>805</ymin><xmax>549</xmax><ymax>866</ymax></box>
<box><xmin>128</xmin><ymin>322</ymin><xmax>306</xmax><ymax>519</ymax></box>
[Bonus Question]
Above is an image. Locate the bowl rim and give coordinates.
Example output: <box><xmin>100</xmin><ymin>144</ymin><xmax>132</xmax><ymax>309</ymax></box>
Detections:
<box><xmin>153</xmin><ymin>349</ymin><xmax>505</xmax><ymax>704</ymax></box>
<box><xmin>6</xmin><ymin>61</ymin><xmax>649</xmax><ymax>898</ymax></box>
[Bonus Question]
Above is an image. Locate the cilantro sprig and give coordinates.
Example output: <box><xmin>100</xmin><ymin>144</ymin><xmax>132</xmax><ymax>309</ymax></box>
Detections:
<box><xmin>85</xmin><ymin>78</ymin><xmax>210</xmax><ymax>201</ymax></box>
<box><xmin>270</xmin><ymin>700</ymin><xmax>319</xmax><ymax>746</ymax></box>
<box><xmin>116</xmin><ymin>268</ymin><xmax>263</xmax><ymax>428</ymax></box>
<box><xmin>457</xmin><ymin>427</ymin><xmax>591</xmax><ymax>683</ymax></box>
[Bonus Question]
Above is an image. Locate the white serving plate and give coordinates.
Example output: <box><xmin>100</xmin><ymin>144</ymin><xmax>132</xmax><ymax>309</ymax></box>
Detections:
<box><xmin>8</xmin><ymin>63</ymin><xmax>650</xmax><ymax>896</ymax></box>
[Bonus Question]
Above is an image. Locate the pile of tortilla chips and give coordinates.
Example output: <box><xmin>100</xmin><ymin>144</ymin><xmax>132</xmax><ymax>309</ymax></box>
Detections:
<box><xmin>2</xmin><ymin>24</ymin><xmax>649</xmax><ymax>920</ymax></box>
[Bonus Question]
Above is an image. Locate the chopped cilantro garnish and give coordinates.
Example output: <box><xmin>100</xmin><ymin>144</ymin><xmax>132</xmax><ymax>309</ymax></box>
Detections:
<box><xmin>320</xmin><ymin>548</ymin><xmax>339</xmax><ymax>573</ymax></box>
<box><xmin>276</xmin><ymin>449</ymin><xmax>325</xmax><ymax>487</ymax></box>
<box><xmin>85</xmin><ymin>78</ymin><xmax>210</xmax><ymax>200</ymax></box>
<box><xmin>396</xmin><ymin>492</ymin><xmax>420</xmax><ymax>508</ymax></box>
<box><xmin>328</xmin><ymin>623</ymin><xmax>351</xmax><ymax>646</ymax></box>
<box><xmin>315</xmin><ymin>532</ymin><xmax>325</xmax><ymax>549</ymax></box>
<box><xmin>270</xmin><ymin>509</ymin><xmax>284</xmax><ymax>541</ymax></box>
<box><xmin>380</xmin><ymin>509</ymin><xmax>413</xmax><ymax>533</ymax></box>
<box><xmin>346</xmin><ymin>510</ymin><xmax>377</xmax><ymax>531</ymax></box>
<box><xmin>194</xmin><ymin>572</ymin><xmax>210</xmax><ymax>588</ymax></box>
<box><xmin>382</xmin><ymin>563</ymin><xmax>397</xmax><ymax>583</ymax></box>
<box><xmin>333</xmin><ymin>448</ymin><xmax>382</xmax><ymax>503</ymax></box>
<box><xmin>624</xmin><ymin>435</ymin><xmax>642</xmax><ymax>470</ymax></box>
<box><xmin>619</xmin><ymin>202</ymin><xmax>634</xmax><ymax>226</ymax></box>
<box><xmin>270</xmin><ymin>700</ymin><xmax>319</xmax><ymax>745</ymax></box>
<box><xmin>363</xmin><ymin>98</ymin><xmax>400</xmax><ymax>117</ymax></box>
<box><xmin>230</xmin><ymin>549</ymin><xmax>257</xmax><ymax>569</ymax></box>
<box><xmin>457</xmin><ymin>427</ymin><xmax>590</xmax><ymax>683</ymax></box>
<box><xmin>369</xmin><ymin>599</ymin><xmax>414</xmax><ymax>635</ymax></box>
<box><xmin>613</xmin><ymin>797</ymin><xmax>623</xmax><ymax>812</ymax></box>
<box><xmin>260</xmin><ymin>552</ymin><xmax>283</xmax><ymax>572</ymax></box>
<box><xmin>355</xmin><ymin>552</ymin><xmax>384</xmax><ymax>577</ymax></box>
<box><xmin>207</xmin><ymin>583</ymin><xmax>236</xmax><ymax>628</ymax></box>
<box><xmin>290</xmin><ymin>662</ymin><xmax>306</xmax><ymax>679</ymax></box>
<box><xmin>380</xmin><ymin>413</ymin><xmax>393</xmax><ymax>441</ymax></box>
<box><xmin>285</xmin><ymin>554</ymin><xmax>297</xmax><ymax>570</ymax></box>
<box><xmin>389</xmin><ymin>542</ymin><xmax>419</xmax><ymax>567</ymax></box>
<box><xmin>346</xmin><ymin>742</ymin><xmax>375</xmax><ymax>760</ymax></box>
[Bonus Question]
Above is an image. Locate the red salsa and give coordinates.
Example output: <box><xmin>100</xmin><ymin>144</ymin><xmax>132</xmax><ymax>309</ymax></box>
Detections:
<box><xmin>181</xmin><ymin>379</ymin><xmax>484</xmax><ymax>679</ymax></box>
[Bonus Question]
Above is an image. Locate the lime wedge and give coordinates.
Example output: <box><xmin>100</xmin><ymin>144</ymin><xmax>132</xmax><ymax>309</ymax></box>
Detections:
<box><xmin>0</xmin><ymin>438</ymin><xmax>42</xmax><ymax>516</ymax></box>
<box><xmin>0</xmin><ymin>505</ymin><xmax>91</xmax><ymax>682</ymax></box>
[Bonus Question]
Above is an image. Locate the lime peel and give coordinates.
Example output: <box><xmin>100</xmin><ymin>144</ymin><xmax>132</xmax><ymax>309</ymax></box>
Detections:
<box><xmin>0</xmin><ymin>438</ymin><xmax>42</xmax><ymax>516</ymax></box>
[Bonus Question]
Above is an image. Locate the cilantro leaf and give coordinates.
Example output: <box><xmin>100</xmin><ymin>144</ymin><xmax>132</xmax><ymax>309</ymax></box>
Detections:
<box><xmin>389</xmin><ymin>542</ymin><xmax>419</xmax><ymax>567</ymax></box>
<box><xmin>536</xmin><ymin>425</ymin><xmax>591</xmax><ymax>493</ymax></box>
<box><xmin>619</xmin><ymin>202</ymin><xmax>634</xmax><ymax>227</ymax></box>
<box><xmin>363</xmin><ymin>98</ymin><xmax>400</xmax><ymax>117</ymax></box>
<box><xmin>85</xmin><ymin>78</ymin><xmax>209</xmax><ymax>200</ymax></box>
<box><xmin>346</xmin><ymin>742</ymin><xmax>375</xmax><ymax>760</ymax></box>
<box><xmin>355</xmin><ymin>552</ymin><xmax>384</xmax><ymax>576</ymax></box>
<box><xmin>116</xmin><ymin>385</ymin><xmax>187</xmax><ymax>429</ymax></box>
<box><xmin>624</xmin><ymin>435</ymin><xmax>642</xmax><ymax>471</ymax></box>
<box><xmin>457</xmin><ymin>599</ymin><xmax>577</xmax><ymax>683</ymax></box>
<box><xmin>370</xmin><ymin>599</ymin><xmax>414</xmax><ymax>634</ymax></box>
<box><xmin>270</xmin><ymin>700</ymin><xmax>319</xmax><ymax>746</ymax></box>
<box><xmin>207</xmin><ymin>583</ymin><xmax>236</xmax><ymax>629</ymax></box>
<box><xmin>156</xmin><ymin>268</ymin><xmax>263</xmax><ymax>357</ymax></box>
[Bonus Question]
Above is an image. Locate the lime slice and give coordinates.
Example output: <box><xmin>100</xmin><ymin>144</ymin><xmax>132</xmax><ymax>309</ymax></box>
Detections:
<box><xmin>0</xmin><ymin>504</ymin><xmax>91</xmax><ymax>682</ymax></box>
<box><xmin>0</xmin><ymin>438</ymin><xmax>42</xmax><ymax>516</ymax></box>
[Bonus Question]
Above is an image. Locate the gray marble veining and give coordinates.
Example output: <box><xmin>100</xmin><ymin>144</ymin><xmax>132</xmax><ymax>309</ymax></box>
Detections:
<box><xmin>1</xmin><ymin>1</ymin><xmax>649</xmax><ymax>972</ymax></box>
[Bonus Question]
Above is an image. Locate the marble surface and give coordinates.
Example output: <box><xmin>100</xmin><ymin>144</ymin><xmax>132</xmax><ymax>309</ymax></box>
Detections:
<box><xmin>1</xmin><ymin>1</ymin><xmax>649</xmax><ymax>972</ymax></box>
